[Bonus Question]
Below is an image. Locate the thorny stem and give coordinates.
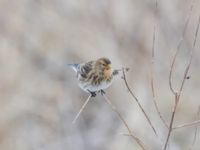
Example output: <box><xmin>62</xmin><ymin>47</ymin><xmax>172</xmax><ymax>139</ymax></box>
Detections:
<box><xmin>122</xmin><ymin>68</ymin><xmax>158</xmax><ymax>136</ymax></box>
<box><xmin>102</xmin><ymin>94</ymin><xmax>147</xmax><ymax>150</ymax></box>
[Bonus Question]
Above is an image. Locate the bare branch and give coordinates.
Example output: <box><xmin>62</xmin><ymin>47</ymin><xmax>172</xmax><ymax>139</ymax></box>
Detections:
<box><xmin>169</xmin><ymin>0</ymin><xmax>194</xmax><ymax>95</ymax></box>
<box><xmin>163</xmin><ymin>93</ymin><xmax>179</xmax><ymax>150</ymax></box>
<box><xmin>72</xmin><ymin>95</ymin><xmax>92</xmax><ymax>124</ymax></box>
<box><xmin>179</xmin><ymin>15</ymin><xmax>200</xmax><ymax>96</ymax></box>
<box><xmin>173</xmin><ymin>107</ymin><xmax>200</xmax><ymax>130</ymax></box>
<box><xmin>190</xmin><ymin>106</ymin><xmax>200</xmax><ymax>150</ymax></box>
<box><xmin>173</xmin><ymin>119</ymin><xmax>200</xmax><ymax>130</ymax></box>
<box><xmin>193</xmin><ymin>16</ymin><xmax>200</xmax><ymax>48</ymax></box>
<box><xmin>102</xmin><ymin>94</ymin><xmax>147</xmax><ymax>150</ymax></box>
<box><xmin>122</xmin><ymin>68</ymin><xmax>158</xmax><ymax>136</ymax></box>
<box><xmin>169</xmin><ymin>48</ymin><xmax>180</xmax><ymax>95</ymax></box>
<box><xmin>163</xmin><ymin>14</ymin><xmax>200</xmax><ymax>150</ymax></box>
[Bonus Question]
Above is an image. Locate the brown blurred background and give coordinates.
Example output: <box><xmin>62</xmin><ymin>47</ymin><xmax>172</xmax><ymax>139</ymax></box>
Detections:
<box><xmin>0</xmin><ymin>0</ymin><xmax>200</xmax><ymax>150</ymax></box>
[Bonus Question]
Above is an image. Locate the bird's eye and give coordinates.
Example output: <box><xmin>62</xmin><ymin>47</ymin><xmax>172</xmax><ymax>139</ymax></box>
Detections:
<box><xmin>102</xmin><ymin>63</ymin><xmax>106</xmax><ymax>66</ymax></box>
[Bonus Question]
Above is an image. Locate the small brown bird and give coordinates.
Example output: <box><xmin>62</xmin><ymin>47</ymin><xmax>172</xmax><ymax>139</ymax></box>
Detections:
<box><xmin>68</xmin><ymin>57</ymin><xmax>119</xmax><ymax>97</ymax></box>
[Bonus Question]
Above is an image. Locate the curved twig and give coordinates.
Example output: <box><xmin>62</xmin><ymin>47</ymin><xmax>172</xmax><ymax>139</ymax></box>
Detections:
<box><xmin>122</xmin><ymin>68</ymin><xmax>158</xmax><ymax>136</ymax></box>
<box><xmin>102</xmin><ymin>94</ymin><xmax>147</xmax><ymax>150</ymax></box>
<box><xmin>168</xmin><ymin>0</ymin><xmax>194</xmax><ymax>95</ymax></box>
<box><xmin>163</xmin><ymin>15</ymin><xmax>200</xmax><ymax>150</ymax></box>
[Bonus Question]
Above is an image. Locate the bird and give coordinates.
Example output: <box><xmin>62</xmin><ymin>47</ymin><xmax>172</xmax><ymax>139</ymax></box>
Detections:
<box><xmin>68</xmin><ymin>57</ymin><xmax>119</xmax><ymax>97</ymax></box>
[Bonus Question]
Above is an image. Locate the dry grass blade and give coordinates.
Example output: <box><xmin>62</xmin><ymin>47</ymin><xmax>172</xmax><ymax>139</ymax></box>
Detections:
<box><xmin>102</xmin><ymin>94</ymin><xmax>147</xmax><ymax>150</ymax></box>
<box><xmin>122</xmin><ymin>68</ymin><xmax>158</xmax><ymax>136</ymax></box>
<box><xmin>72</xmin><ymin>95</ymin><xmax>92</xmax><ymax>124</ymax></box>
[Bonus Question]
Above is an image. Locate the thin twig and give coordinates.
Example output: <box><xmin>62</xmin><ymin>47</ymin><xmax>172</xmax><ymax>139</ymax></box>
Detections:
<box><xmin>150</xmin><ymin>0</ymin><xmax>168</xmax><ymax>129</ymax></box>
<box><xmin>163</xmin><ymin>15</ymin><xmax>200</xmax><ymax>150</ymax></box>
<box><xmin>122</xmin><ymin>68</ymin><xmax>158</xmax><ymax>136</ymax></box>
<box><xmin>164</xmin><ymin>2</ymin><xmax>196</xmax><ymax>148</ymax></box>
<box><xmin>173</xmin><ymin>119</ymin><xmax>200</xmax><ymax>130</ymax></box>
<box><xmin>72</xmin><ymin>95</ymin><xmax>92</xmax><ymax>124</ymax></box>
<box><xmin>169</xmin><ymin>0</ymin><xmax>194</xmax><ymax>95</ymax></box>
<box><xmin>189</xmin><ymin>106</ymin><xmax>200</xmax><ymax>150</ymax></box>
<box><xmin>179</xmin><ymin>16</ymin><xmax>200</xmax><ymax>96</ymax></box>
<box><xmin>193</xmin><ymin>16</ymin><xmax>200</xmax><ymax>48</ymax></box>
<box><xmin>102</xmin><ymin>94</ymin><xmax>147</xmax><ymax>150</ymax></box>
<box><xmin>163</xmin><ymin>93</ymin><xmax>179</xmax><ymax>150</ymax></box>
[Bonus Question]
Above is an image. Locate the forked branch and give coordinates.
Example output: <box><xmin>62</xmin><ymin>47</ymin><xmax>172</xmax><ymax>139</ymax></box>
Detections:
<box><xmin>163</xmin><ymin>15</ymin><xmax>200</xmax><ymax>150</ymax></box>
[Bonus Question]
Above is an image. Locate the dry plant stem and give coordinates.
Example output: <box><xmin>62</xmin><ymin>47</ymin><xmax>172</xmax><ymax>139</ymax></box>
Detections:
<box><xmin>190</xmin><ymin>106</ymin><xmax>200</xmax><ymax>149</ymax></box>
<box><xmin>169</xmin><ymin>1</ymin><xmax>194</xmax><ymax>95</ymax></box>
<box><xmin>72</xmin><ymin>95</ymin><xmax>92</xmax><ymax>124</ymax></box>
<box><xmin>163</xmin><ymin>16</ymin><xmax>200</xmax><ymax>150</ymax></box>
<box><xmin>102</xmin><ymin>94</ymin><xmax>147</xmax><ymax>150</ymax></box>
<box><xmin>151</xmin><ymin>0</ymin><xmax>168</xmax><ymax>128</ymax></box>
<box><xmin>173</xmin><ymin>119</ymin><xmax>200</xmax><ymax>130</ymax></box>
<box><xmin>163</xmin><ymin>93</ymin><xmax>179</xmax><ymax>150</ymax></box>
<box><xmin>122</xmin><ymin>68</ymin><xmax>158</xmax><ymax>136</ymax></box>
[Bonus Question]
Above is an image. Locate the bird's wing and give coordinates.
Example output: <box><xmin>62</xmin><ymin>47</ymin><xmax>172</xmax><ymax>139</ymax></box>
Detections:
<box><xmin>79</xmin><ymin>61</ymin><xmax>93</xmax><ymax>79</ymax></box>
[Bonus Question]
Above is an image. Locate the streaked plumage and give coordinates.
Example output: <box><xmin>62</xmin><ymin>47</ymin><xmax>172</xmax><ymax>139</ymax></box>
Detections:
<box><xmin>69</xmin><ymin>57</ymin><xmax>118</xmax><ymax>96</ymax></box>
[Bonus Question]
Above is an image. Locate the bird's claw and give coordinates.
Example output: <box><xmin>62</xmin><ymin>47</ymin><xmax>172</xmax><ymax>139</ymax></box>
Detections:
<box><xmin>100</xmin><ymin>90</ymin><xmax>105</xmax><ymax>95</ymax></box>
<box><xmin>91</xmin><ymin>92</ymin><xmax>96</xmax><ymax>97</ymax></box>
<box><xmin>87</xmin><ymin>90</ymin><xmax>96</xmax><ymax>97</ymax></box>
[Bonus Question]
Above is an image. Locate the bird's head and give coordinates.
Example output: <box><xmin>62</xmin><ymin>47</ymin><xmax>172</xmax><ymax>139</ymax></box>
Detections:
<box><xmin>95</xmin><ymin>57</ymin><xmax>112</xmax><ymax>79</ymax></box>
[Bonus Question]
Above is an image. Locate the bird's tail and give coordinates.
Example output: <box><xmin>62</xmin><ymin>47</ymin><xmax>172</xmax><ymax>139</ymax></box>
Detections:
<box><xmin>68</xmin><ymin>64</ymin><xmax>80</xmax><ymax>72</ymax></box>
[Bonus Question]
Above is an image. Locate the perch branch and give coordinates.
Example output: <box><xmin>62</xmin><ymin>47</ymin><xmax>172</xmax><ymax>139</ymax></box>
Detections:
<box><xmin>72</xmin><ymin>95</ymin><xmax>92</xmax><ymax>124</ymax></box>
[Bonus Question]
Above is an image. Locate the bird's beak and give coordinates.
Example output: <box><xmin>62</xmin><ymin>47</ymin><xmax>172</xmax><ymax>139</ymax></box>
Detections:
<box><xmin>106</xmin><ymin>64</ymin><xmax>111</xmax><ymax>70</ymax></box>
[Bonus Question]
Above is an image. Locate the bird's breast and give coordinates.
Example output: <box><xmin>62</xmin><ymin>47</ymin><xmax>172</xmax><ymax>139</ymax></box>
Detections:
<box><xmin>103</xmin><ymin>69</ymin><xmax>113</xmax><ymax>79</ymax></box>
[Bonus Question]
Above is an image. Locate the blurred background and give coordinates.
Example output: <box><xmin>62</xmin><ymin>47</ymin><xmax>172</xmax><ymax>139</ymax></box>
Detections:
<box><xmin>0</xmin><ymin>0</ymin><xmax>200</xmax><ymax>149</ymax></box>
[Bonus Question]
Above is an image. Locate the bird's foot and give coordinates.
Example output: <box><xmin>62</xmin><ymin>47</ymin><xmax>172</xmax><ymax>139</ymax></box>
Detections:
<box><xmin>91</xmin><ymin>92</ymin><xmax>96</xmax><ymax>97</ymax></box>
<box><xmin>100</xmin><ymin>90</ymin><xmax>106</xmax><ymax>95</ymax></box>
<box><xmin>88</xmin><ymin>90</ymin><xmax>96</xmax><ymax>97</ymax></box>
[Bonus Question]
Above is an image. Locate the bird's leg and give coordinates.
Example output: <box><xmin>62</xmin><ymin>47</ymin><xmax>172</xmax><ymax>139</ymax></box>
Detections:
<box><xmin>88</xmin><ymin>90</ymin><xmax>96</xmax><ymax>97</ymax></box>
<box><xmin>91</xmin><ymin>92</ymin><xmax>96</xmax><ymax>97</ymax></box>
<box><xmin>100</xmin><ymin>90</ymin><xmax>106</xmax><ymax>95</ymax></box>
